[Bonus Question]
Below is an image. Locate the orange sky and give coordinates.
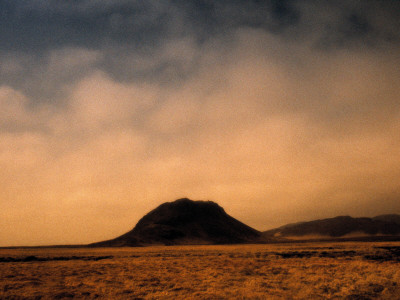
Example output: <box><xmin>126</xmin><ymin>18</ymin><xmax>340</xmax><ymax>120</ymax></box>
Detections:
<box><xmin>1</xmin><ymin>1</ymin><xmax>399</xmax><ymax>246</ymax></box>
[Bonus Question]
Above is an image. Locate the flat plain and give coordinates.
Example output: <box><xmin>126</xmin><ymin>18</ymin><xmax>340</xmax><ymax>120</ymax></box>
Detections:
<box><xmin>1</xmin><ymin>242</ymin><xmax>400</xmax><ymax>299</ymax></box>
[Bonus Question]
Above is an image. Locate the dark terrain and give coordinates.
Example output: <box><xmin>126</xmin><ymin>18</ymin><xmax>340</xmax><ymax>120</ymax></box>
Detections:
<box><xmin>91</xmin><ymin>198</ymin><xmax>400</xmax><ymax>246</ymax></box>
<box><xmin>264</xmin><ymin>215</ymin><xmax>400</xmax><ymax>239</ymax></box>
<box><xmin>91</xmin><ymin>198</ymin><xmax>265</xmax><ymax>246</ymax></box>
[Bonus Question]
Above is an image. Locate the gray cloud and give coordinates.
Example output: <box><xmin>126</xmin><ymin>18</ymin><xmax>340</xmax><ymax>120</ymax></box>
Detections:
<box><xmin>1</xmin><ymin>1</ymin><xmax>399</xmax><ymax>246</ymax></box>
<box><xmin>1</xmin><ymin>0</ymin><xmax>399</xmax><ymax>102</ymax></box>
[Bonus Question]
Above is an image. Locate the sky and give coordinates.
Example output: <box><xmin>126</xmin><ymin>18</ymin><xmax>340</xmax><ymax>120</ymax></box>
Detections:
<box><xmin>1</xmin><ymin>0</ymin><xmax>400</xmax><ymax>246</ymax></box>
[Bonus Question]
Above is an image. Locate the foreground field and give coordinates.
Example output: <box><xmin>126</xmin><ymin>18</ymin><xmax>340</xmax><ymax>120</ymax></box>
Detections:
<box><xmin>1</xmin><ymin>242</ymin><xmax>400</xmax><ymax>299</ymax></box>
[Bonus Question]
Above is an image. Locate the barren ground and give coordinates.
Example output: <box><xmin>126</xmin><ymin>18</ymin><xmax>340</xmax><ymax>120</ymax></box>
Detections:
<box><xmin>1</xmin><ymin>242</ymin><xmax>400</xmax><ymax>299</ymax></box>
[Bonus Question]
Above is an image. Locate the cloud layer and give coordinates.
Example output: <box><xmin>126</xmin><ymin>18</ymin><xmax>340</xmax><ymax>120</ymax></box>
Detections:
<box><xmin>1</xmin><ymin>0</ymin><xmax>399</xmax><ymax>246</ymax></box>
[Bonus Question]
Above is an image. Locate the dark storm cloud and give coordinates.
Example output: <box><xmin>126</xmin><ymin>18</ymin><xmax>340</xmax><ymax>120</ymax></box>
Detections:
<box><xmin>0</xmin><ymin>0</ymin><xmax>298</xmax><ymax>52</ymax></box>
<box><xmin>1</xmin><ymin>0</ymin><xmax>399</xmax><ymax>102</ymax></box>
<box><xmin>0</xmin><ymin>0</ymin><xmax>168</xmax><ymax>51</ymax></box>
<box><xmin>2</xmin><ymin>0</ymin><xmax>397</xmax><ymax>55</ymax></box>
<box><xmin>300</xmin><ymin>1</ymin><xmax>400</xmax><ymax>50</ymax></box>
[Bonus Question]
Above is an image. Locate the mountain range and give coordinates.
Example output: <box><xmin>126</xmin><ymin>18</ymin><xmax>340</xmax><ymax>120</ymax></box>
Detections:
<box><xmin>90</xmin><ymin>198</ymin><xmax>400</xmax><ymax>246</ymax></box>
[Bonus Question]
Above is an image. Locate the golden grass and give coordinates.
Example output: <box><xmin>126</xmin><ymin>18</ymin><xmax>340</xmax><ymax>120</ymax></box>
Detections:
<box><xmin>1</xmin><ymin>242</ymin><xmax>399</xmax><ymax>299</ymax></box>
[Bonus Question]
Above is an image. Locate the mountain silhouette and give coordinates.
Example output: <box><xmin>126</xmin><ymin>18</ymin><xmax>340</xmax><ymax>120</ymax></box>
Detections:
<box><xmin>264</xmin><ymin>215</ymin><xmax>400</xmax><ymax>239</ymax></box>
<box><xmin>91</xmin><ymin>198</ymin><xmax>265</xmax><ymax>246</ymax></box>
<box><xmin>372</xmin><ymin>214</ymin><xmax>400</xmax><ymax>225</ymax></box>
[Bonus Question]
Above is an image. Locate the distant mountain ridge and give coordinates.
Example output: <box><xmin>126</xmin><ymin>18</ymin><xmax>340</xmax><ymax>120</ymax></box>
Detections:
<box><xmin>90</xmin><ymin>198</ymin><xmax>400</xmax><ymax>246</ymax></box>
<box><xmin>372</xmin><ymin>214</ymin><xmax>400</xmax><ymax>225</ymax></box>
<box><xmin>264</xmin><ymin>215</ymin><xmax>400</xmax><ymax>239</ymax></box>
<box><xmin>91</xmin><ymin>198</ymin><xmax>266</xmax><ymax>247</ymax></box>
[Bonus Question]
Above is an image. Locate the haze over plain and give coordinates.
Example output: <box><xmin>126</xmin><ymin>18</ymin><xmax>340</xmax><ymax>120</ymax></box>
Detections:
<box><xmin>0</xmin><ymin>0</ymin><xmax>399</xmax><ymax>246</ymax></box>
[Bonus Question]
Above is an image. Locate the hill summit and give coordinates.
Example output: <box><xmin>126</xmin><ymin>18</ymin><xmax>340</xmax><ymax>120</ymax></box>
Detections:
<box><xmin>91</xmin><ymin>198</ymin><xmax>263</xmax><ymax>246</ymax></box>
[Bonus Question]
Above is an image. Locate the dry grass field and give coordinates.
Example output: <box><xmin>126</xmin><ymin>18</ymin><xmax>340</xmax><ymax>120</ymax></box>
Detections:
<box><xmin>1</xmin><ymin>242</ymin><xmax>400</xmax><ymax>299</ymax></box>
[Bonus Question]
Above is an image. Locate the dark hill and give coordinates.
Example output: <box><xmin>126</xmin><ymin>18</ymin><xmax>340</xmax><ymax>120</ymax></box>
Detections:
<box><xmin>264</xmin><ymin>215</ymin><xmax>400</xmax><ymax>239</ymax></box>
<box><xmin>91</xmin><ymin>198</ymin><xmax>264</xmax><ymax>247</ymax></box>
<box><xmin>373</xmin><ymin>214</ymin><xmax>400</xmax><ymax>225</ymax></box>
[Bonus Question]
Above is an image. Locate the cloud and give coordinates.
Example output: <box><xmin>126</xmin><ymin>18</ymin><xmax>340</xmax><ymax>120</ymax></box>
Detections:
<box><xmin>1</xmin><ymin>1</ymin><xmax>398</xmax><ymax>100</ymax></box>
<box><xmin>0</xmin><ymin>1</ymin><xmax>399</xmax><ymax>245</ymax></box>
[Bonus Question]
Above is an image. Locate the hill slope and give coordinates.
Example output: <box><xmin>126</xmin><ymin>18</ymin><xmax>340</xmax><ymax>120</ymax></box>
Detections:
<box><xmin>373</xmin><ymin>214</ymin><xmax>400</xmax><ymax>225</ymax></box>
<box><xmin>264</xmin><ymin>215</ymin><xmax>400</xmax><ymax>239</ymax></box>
<box><xmin>91</xmin><ymin>198</ymin><xmax>264</xmax><ymax>246</ymax></box>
